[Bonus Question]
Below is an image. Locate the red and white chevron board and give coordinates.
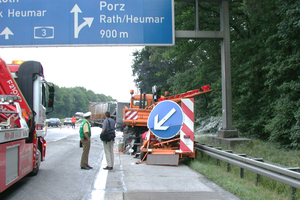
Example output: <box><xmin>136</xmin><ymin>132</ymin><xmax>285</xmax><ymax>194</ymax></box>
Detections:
<box><xmin>125</xmin><ymin>110</ymin><xmax>138</xmax><ymax>120</ymax></box>
<box><xmin>180</xmin><ymin>98</ymin><xmax>194</xmax><ymax>153</ymax></box>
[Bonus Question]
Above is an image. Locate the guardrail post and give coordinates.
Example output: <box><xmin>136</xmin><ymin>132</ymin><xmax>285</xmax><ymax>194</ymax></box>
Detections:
<box><xmin>288</xmin><ymin>168</ymin><xmax>299</xmax><ymax>200</ymax></box>
<box><xmin>216</xmin><ymin>147</ymin><xmax>221</xmax><ymax>166</ymax></box>
<box><xmin>253</xmin><ymin>158</ymin><xmax>264</xmax><ymax>186</ymax></box>
<box><xmin>291</xmin><ymin>187</ymin><xmax>296</xmax><ymax>200</ymax></box>
<box><xmin>240</xmin><ymin>168</ymin><xmax>244</xmax><ymax>178</ymax></box>
<box><xmin>227</xmin><ymin>163</ymin><xmax>231</xmax><ymax>172</ymax></box>
<box><xmin>256</xmin><ymin>174</ymin><xmax>261</xmax><ymax>186</ymax></box>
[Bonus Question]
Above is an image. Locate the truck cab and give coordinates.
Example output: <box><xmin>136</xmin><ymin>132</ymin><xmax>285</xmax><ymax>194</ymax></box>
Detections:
<box><xmin>130</xmin><ymin>94</ymin><xmax>153</xmax><ymax>109</ymax></box>
<box><xmin>7</xmin><ymin>60</ymin><xmax>55</xmax><ymax>137</ymax></box>
<box><xmin>0</xmin><ymin>59</ymin><xmax>54</xmax><ymax>193</ymax></box>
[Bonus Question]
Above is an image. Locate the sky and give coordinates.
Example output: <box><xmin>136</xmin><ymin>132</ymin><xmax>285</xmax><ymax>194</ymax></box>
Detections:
<box><xmin>0</xmin><ymin>46</ymin><xmax>143</xmax><ymax>102</ymax></box>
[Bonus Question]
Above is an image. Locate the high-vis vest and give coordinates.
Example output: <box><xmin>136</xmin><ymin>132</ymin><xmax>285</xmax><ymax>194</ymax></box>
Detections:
<box><xmin>79</xmin><ymin>120</ymin><xmax>91</xmax><ymax>138</ymax></box>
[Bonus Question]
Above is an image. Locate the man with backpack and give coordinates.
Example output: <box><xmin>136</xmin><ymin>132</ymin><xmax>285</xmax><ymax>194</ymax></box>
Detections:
<box><xmin>101</xmin><ymin>111</ymin><xmax>115</xmax><ymax>170</ymax></box>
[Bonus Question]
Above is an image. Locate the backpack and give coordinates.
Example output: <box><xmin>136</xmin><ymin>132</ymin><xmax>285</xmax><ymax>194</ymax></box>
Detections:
<box><xmin>100</xmin><ymin>119</ymin><xmax>115</xmax><ymax>142</ymax></box>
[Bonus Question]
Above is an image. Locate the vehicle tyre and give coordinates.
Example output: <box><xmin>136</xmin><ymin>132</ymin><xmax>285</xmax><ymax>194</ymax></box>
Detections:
<box><xmin>29</xmin><ymin>149</ymin><xmax>41</xmax><ymax>176</ymax></box>
<box><xmin>123</xmin><ymin>125</ymin><xmax>129</xmax><ymax>134</ymax></box>
<box><xmin>123</xmin><ymin>126</ymin><xmax>134</xmax><ymax>148</ymax></box>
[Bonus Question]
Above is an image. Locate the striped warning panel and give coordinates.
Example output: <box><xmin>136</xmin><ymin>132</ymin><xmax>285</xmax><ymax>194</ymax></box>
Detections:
<box><xmin>125</xmin><ymin>111</ymin><xmax>138</xmax><ymax>120</ymax></box>
<box><xmin>180</xmin><ymin>98</ymin><xmax>194</xmax><ymax>153</ymax></box>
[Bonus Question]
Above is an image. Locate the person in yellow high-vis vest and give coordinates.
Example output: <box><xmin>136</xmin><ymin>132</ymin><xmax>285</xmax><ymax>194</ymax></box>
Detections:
<box><xmin>79</xmin><ymin>112</ymin><xmax>93</xmax><ymax>170</ymax></box>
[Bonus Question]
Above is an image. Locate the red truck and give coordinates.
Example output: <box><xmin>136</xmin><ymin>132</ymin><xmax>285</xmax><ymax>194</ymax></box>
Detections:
<box><xmin>0</xmin><ymin>59</ymin><xmax>54</xmax><ymax>193</ymax></box>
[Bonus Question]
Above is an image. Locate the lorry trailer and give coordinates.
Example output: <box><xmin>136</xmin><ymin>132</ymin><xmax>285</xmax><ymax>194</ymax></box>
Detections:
<box><xmin>89</xmin><ymin>101</ymin><xmax>116</xmax><ymax>127</ymax></box>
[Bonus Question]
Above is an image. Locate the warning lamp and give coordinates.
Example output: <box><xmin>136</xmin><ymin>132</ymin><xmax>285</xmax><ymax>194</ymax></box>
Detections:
<box><xmin>201</xmin><ymin>85</ymin><xmax>210</xmax><ymax>91</ymax></box>
<box><xmin>22</xmin><ymin>109</ymin><xmax>29</xmax><ymax>118</ymax></box>
<box><xmin>12</xmin><ymin>60</ymin><xmax>25</xmax><ymax>65</ymax></box>
<box><xmin>130</xmin><ymin>90</ymin><xmax>134</xmax><ymax>95</ymax></box>
<box><xmin>164</xmin><ymin>91</ymin><xmax>169</xmax><ymax>96</ymax></box>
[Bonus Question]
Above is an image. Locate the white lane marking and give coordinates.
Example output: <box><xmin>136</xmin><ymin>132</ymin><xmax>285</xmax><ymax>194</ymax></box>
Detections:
<box><xmin>90</xmin><ymin>157</ymin><xmax>108</xmax><ymax>200</ymax></box>
<box><xmin>53</xmin><ymin>136</ymin><xmax>68</xmax><ymax>142</ymax></box>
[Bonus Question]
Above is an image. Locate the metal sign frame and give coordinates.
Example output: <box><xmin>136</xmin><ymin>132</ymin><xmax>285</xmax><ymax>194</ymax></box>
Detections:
<box><xmin>175</xmin><ymin>0</ymin><xmax>235</xmax><ymax>136</ymax></box>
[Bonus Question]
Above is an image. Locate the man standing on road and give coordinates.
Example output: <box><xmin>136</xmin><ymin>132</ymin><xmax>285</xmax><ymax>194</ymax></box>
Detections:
<box><xmin>102</xmin><ymin>111</ymin><xmax>115</xmax><ymax>170</ymax></box>
<box><xmin>79</xmin><ymin>112</ymin><xmax>93</xmax><ymax>170</ymax></box>
<box><xmin>71</xmin><ymin>116</ymin><xmax>76</xmax><ymax>129</ymax></box>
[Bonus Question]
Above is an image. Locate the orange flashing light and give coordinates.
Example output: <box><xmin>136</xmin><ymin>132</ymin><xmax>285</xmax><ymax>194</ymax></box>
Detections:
<box><xmin>22</xmin><ymin>109</ymin><xmax>28</xmax><ymax>118</ymax></box>
<box><xmin>12</xmin><ymin>60</ymin><xmax>25</xmax><ymax>65</ymax></box>
<box><xmin>164</xmin><ymin>91</ymin><xmax>169</xmax><ymax>96</ymax></box>
<box><xmin>130</xmin><ymin>90</ymin><xmax>134</xmax><ymax>95</ymax></box>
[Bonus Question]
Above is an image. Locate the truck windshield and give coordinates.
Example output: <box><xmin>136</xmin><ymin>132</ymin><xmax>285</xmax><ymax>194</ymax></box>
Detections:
<box><xmin>133</xmin><ymin>100</ymin><xmax>148</xmax><ymax>106</ymax></box>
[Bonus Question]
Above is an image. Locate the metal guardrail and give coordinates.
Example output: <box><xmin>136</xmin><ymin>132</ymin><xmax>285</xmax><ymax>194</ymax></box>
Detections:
<box><xmin>195</xmin><ymin>142</ymin><xmax>300</xmax><ymax>199</ymax></box>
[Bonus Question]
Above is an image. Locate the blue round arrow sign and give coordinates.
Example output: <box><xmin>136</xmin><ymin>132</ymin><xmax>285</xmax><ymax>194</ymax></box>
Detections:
<box><xmin>147</xmin><ymin>100</ymin><xmax>183</xmax><ymax>139</ymax></box>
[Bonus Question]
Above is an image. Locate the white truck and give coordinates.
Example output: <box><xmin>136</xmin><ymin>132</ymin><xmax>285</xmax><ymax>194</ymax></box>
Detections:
<box><xmin>89</xmin><ymin>101</ymin><xmax>116</xmax><ymax>127</ymax></box>
<box><xmin>113</xmin><ymin>102</ymin><xmax>129</xmax><ymax>131</ymax></box>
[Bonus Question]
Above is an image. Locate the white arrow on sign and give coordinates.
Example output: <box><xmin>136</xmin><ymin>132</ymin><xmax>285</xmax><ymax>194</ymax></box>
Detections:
<box><xmin>154</xmin><ymin>108</ymin><xmax>176</xmax><ymax>130</ymax></box>
<box><xmin>0</xmin><ymin>27</ymin><xmax>14</xmax><ymax>39</ymax></box>
<box><xmin>71</xmin><ymin>4</ymin><xmax>94</xmax><ymax>38</ymax></box>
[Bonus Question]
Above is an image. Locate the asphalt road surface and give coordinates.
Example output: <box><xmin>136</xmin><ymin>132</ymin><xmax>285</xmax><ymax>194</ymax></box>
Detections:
<box><xmin>0</xmin><ymin>126</ymin><xmax>241</xmax><ymax>200</ymax></box>
<box><xmin>0</xmin><ymin>126</ymin><xmax>107</xmax><ymax>200</ymax></box>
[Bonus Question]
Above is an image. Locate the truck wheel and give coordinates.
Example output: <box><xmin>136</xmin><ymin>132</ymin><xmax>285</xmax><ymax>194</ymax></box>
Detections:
<box><xmin>123</xmin><ymin>125</ymin><xmax>129</xmax><ymax>134</ymax></box>
<box><xmin>29</xmin><ymin>149</ymin><xmax>41</xmax><ymax>176</ymax></box>
<box><xmin>123</xmin><ymin>126</ymin><xmax>134</xmax><ymax>150</ymax></box>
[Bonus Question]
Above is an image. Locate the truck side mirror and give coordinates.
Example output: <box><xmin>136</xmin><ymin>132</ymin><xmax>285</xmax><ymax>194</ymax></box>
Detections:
<box><xmin>48</xmin><ymin>86</ymin><xmax>55</xmax><ymax>108</ymax></box>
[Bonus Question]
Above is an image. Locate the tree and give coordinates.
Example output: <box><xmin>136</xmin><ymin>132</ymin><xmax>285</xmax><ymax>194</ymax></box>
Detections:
<box><xmin>263</xmin><ymin>0</ymin><xmax>300</xmax><ymax>148</ymax></box>
<box><xmin>46</xmin><ymin>86</ymin><xmax>115</xmax><ymax>119</ymax></box>
<box><xmin>130</xmin><ymin>0</ymin><xmax>300</xmax><ymax>149</ymax></box>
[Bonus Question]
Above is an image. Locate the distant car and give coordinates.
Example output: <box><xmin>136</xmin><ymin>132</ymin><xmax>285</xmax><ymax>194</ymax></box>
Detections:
<box><xmin>75</xmin><ymin>112</ymin><xmax>83</xmax><ymax>120</ymax></box>
<box><xmin>48</xmin><ymin>118</ymin><xmax>62</xmax><ymax>127</ymax></box>
<box><xmin>64</xmin><ymin>117</ymin><xmax>73</xmax><ymax>125</ymax></box>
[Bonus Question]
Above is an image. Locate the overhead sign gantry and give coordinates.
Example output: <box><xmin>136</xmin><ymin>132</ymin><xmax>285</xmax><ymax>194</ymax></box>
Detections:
<box><xmin>0</xmin><ymin>0</ymin><xmax>174</xmax><ymax>47</ymax></box>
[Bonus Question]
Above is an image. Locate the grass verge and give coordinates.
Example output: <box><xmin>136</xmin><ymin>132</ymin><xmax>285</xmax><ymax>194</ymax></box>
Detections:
<box><xmin>186</xmin><ymin>136</ymin><xmax>300</xmax><ymax>200</ymax></box>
